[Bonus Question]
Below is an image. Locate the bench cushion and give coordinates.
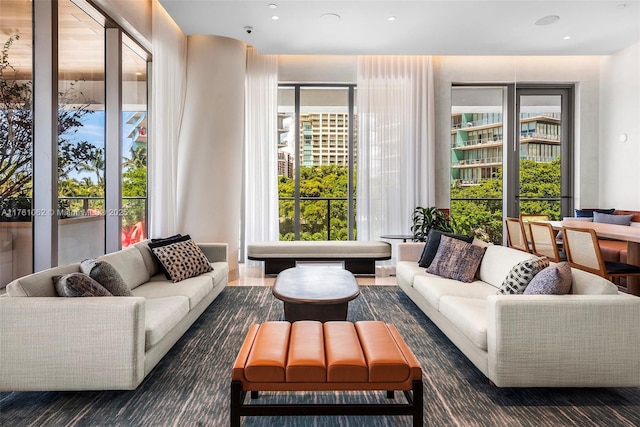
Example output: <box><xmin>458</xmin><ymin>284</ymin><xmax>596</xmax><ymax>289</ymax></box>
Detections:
<box><xmin>247</xmin><ymin>241</ymin><xmax>391</xmax><ymax>259</ymax></box>
<box><xmin>236</xmin><ymin>321</ymin><xmax>421</xmax><ymax>389</ymax></box>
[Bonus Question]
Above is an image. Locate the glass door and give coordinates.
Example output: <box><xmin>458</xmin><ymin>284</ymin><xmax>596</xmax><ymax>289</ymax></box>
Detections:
<box><xmin>513</xmin><ymin>88</ymin><xmax>572</xmax><ymax>220</ymax></box>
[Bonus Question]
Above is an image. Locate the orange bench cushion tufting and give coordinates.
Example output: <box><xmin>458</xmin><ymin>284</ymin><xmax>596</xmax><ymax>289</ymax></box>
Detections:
<box><xmin>237</xmin><ymin>320</ymin><xmax>421</xmax><ymax>389</ymax></box>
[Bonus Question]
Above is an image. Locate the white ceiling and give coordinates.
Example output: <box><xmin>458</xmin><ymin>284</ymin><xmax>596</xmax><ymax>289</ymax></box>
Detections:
<box><xmin>159</xmin><ymin>0</ymin><xmax>640</xmax><ymax>55</ymax></box>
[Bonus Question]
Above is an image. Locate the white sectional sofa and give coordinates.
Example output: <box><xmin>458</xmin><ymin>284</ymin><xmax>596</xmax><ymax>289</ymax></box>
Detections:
<box><xmin>396</xmin><ymin>242</ymin><xmax>640</xmax><ymax>388</ymax></box>
<box><xmin>0</xmin><ymin>240</ymin><xmax>228</xmax><ymax>391</ymax></box>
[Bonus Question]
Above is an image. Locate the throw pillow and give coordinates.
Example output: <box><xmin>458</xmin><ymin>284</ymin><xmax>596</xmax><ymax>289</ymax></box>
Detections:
<box><xmin>80</xmin><ymin>259</ymin><xmax>132</xmax><ymax>296</ymax></box>
<box><xmin>524</xmin><ymin>262</ymin><xmax>572</xmax><ymax>295</ymax></box>
<box><xmin>418</xmin><ymin>229</ymin><xmax>474</xmax><ymax>268</ymax></box>
<box><xmin>53</xmin><ymin>273</ymin><xmax>113</xmax><ymax>297</ymax></box>
<box><xmin>575</xmin><ymin>208</ymin><xmax>615</xmax><ymax>218</ymax></box>
<box><xmin>150</xmin><ymin>238</ymin><xmax>213</xmax><ymax>283</ymax></box>
<box><xmin>496</xmin><ymin>257</ymin><xmax>550</xmax><ymax>295</ymax></box>
<box><xmin>426</xmin><ymin>235</ymin><xmax>486</xmax><ymax>283</ymax></box>
<box><xmin>593</xmin><ymin>212</ymin><xmax>633</xmax><ymax>226</ymax></box>
<box><xmin>148</xmin><ymin>234</ymin><xmax>189</xmax><ymax>278</ymax></box>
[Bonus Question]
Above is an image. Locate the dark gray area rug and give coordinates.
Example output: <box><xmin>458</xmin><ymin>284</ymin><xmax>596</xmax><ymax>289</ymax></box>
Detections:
<box><xmin>1</xmin><ymin>286</ymin><xmax>639</xmax><ymax>427</ymax></box>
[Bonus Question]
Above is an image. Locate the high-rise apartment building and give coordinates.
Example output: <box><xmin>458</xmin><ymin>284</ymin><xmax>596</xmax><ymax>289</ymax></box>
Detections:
<box><xmin>451</xmin><ymin>112</ymin><xmax>561</xmax><ymax>186</ymax></box>
<box><xmin>277</xmin><ymin>112</ymin><xmax>355</xmax><ymax>177</ymax></box>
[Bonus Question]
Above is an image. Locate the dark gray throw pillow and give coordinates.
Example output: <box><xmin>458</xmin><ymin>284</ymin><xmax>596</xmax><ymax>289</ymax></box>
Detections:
<box><xmin>53</xmin><ymin>273</ymin><xmax>113</xmax><ymax>297</ymax></box>
<box><xmin>418</xmin><ymin>229</ymin><xmax>474</xmax><ymax>268</ymax></box>
<box><xmin>80</xmin><ymin>259</ymin><xmax>132</xmax><ymax>296</ymax></box>
<box><xmin>593</xmin><ymin>212</ymin><xmax>633</xmax><ymax>226</ymax></box>
<box><xmin>426</xmin><ymin>235</ymin><xmax>486</xmax><ymax>283</ymax></box>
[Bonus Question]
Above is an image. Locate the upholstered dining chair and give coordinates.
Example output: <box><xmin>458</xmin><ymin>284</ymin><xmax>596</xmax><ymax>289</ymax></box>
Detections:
<box><xmin>505</xmin><ymin>217</ymin><xmax>530</xmax><ymax>253</ymax></box>
<box><xmin>528</xmin><ymin>221</ymin><xmax>565</xmax><ymax>263</ymax></box>
<box><xmin>562</xmin><ymin>226</ymin><xmax>640</xmax><ymax>291</ymax></box>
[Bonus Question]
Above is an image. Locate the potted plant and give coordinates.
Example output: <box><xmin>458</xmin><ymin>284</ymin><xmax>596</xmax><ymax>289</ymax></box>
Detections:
<box><xmin>410</xmin><ymin>206</ymin><xmax>453</xmax><ymax>242</ymax></box>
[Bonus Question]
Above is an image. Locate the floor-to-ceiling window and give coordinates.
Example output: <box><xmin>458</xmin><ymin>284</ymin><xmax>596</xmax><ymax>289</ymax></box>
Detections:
<box><xmin>277</xmin><ymin>84</ymin><xmax>357</xmax><ymax>241</ymax></box>
<box><xmin>0</xmin><ymin>0</ymin><xmax>150</xmax><ymax>285</ymax></box>
<box><xmin>0</xmin><ymin>0</ymin><xmax>33</xmax><ymax>287</ymax></box>
<box><xmin>450</xmin><ymin>85</ymin><xmax>573</xmax><ymax>244</ymax></box>
<box><xmin>57</xmin><ymin>0</ymin><xmax>106</xmax><ymax>264</ymax></box>
<box><xmin>121</xmin><ymin>35</ymin><xmax>148</xmax><ymax>248</ymax></box>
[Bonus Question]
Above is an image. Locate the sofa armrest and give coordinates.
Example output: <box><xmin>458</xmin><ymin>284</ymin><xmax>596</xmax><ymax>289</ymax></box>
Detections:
<box><xmin>397</xmin><ymin>242</ymin><xmax>425</xmax><ymax>263</ymax></box>
<box><xmin>486</xmin><ymin>294</ymin><xmax>640</xmax><ymax>387</ymax></box>
<box><xmin>0</xmin><ymin>296</ymin><xmax>146</xmax><ymax>391</ymax></box>
<box><xmin>198</xmin><ymin>243</ymin><xmax>228</xmax><ymax>263</ymax></box>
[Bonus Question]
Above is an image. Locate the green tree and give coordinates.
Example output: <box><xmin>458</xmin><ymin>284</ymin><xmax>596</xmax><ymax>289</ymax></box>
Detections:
<box><xmin>450</xmin><ymin>158</ymin><xmax>561</xmax><ymax>244</ymax></box>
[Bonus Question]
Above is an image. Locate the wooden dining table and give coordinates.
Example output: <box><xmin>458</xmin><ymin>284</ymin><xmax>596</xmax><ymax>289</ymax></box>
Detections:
<box><xmin>546</xmin><ymin>220</ymin><xmax>640</xmax><ymax>295</ymax></box>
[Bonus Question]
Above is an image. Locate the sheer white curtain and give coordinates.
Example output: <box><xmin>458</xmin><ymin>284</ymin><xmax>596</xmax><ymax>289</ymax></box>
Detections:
<box><xmin>243</xmin><ymin>47</ymin><xmax>279</xmax><ymax>260</ymax></box>
<box><xmin>149</xmin><ymin>1</ymin><xmax>187</xmax><ymax>237</ymax></box>
<box><xmin>356</xmin><ymin>56</ymin><xmax>435</xmax><ymax>242</ymax></box>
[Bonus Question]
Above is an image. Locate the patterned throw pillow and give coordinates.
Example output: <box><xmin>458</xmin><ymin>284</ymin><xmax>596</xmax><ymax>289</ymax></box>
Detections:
<box><xmin>496</xmin><ymin>257</ymin><xmax>550</xmax><ymax>295</ymax></box>
<box><xmin>524</xmin><ymin>262</ymin><xmax>573</xmax><ymax>295</ymax></box>
<box><xmin>151</xmin><ymin>238</ymin><xmax>213</xmax><ymax>283</ymax></box>
<box><xmin>53</xmin><ymin>273</ymin><xmax>113</xmax><ymax>297</ymax></box>
<box><xmin>80</xmin><ymin>259</ymin><xmax>132</xmax><ymax>296</ymax></box>
<box><xmin>148</xmin><ymin>234</ymin><xmax>189</xmax><ymax>279</ymax></box>
<box><xmin>418</xmin><ymin>229</ymin><xmax>474</xmax><ymax>268</ymax></box>
<box><xmin>426</xmin><ymin>235</ymin><xmax>486</xmax><ymax>283</ymax></box>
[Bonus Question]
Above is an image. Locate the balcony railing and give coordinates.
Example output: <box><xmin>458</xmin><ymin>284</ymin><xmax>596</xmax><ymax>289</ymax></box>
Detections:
<box><xmin>278</xmin><ymin>196</ymin><xmax>355</xmax><ymax>241</ymax></box>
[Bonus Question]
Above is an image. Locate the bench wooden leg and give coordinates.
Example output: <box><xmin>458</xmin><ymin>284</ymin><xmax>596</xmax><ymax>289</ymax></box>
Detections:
<box><xmin>251</xmin><ymin>390</ymin><xmax>259</xmax><ymax>399</ymax></box>
<box><xmin>344</xmin><ymin>259</ymin><xmax>376</xmax><ymax>275</ymax></box>
<box><xmin>264</xmin><ymin>259</ymin><xmax>296</xmax><ymax>275</ymax></box>
<box><xmin>412</xmin><ymin>380</ymin><xmax>424</xmax><ymax>427</ymax></box>
<box><xmin>230</xmin><ymin>380</ymin><xmax>243</xmax><ymax>427</ymax></box>
<box><xmin>386</xmin><ymin>390</ymin><xmax>395</xmax><ymax>399</ymax></box>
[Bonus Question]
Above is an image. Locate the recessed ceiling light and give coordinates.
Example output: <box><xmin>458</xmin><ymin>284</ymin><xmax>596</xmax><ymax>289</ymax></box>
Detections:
<box><xmin>534</xmin><ymin>15</ymin><xmax>560</xmax><ymax>26</ymax></box>
<box><xmin>388</xmin><ymin>16</ymin><xmax>397</xmax><ymax>21</ymax></box>
<box><xmin>563</xmin><ymin>36</ymin><xmax>571</xmax><ymax>40</ymax></box>
<box><xmin>269</xmin><ymin>3</ymin><xmax>277</xmax><ymax>9</ymax></box>
<box><xmin>271</xmin><ymin>15</ymin><xmax>279</xmax><ymax>20</ymax></box>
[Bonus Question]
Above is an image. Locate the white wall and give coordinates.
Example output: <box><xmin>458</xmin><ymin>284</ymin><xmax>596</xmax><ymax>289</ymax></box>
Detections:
<box><xmin>599</xmin><ymin>42</ymin><xmax>640</xmax><ymax>210</ymax></box>
<box><xmin>432</xmin><ymin>55</ymin><xmax>602</xmax><ymax>209</ymax></box>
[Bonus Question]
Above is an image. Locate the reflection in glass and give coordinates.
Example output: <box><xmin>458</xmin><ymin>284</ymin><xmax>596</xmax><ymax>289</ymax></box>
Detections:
<box><xmin>0</xmin><ymin>0</ymin><xmax>33</xmax><ymax>287</ymax></box>
<box><xmin>121</xmin><ymin>36</ymin><xmax>148</xmax><ymax>247</ymax></box>
<box><xmin>57</xmin><ymin>0</ymin><xmax>106</xmax><ymax>264</ymax></box>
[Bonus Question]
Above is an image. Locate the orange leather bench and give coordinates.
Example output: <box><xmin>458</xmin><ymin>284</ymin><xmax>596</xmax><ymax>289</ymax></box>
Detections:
<box><xmin>231</xmin><ymin>320</ymin><xmax>423</xmax><ymax>426</ymax></box>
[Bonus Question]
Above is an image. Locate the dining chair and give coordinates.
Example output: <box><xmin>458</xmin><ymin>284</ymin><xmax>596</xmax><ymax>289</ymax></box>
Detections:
<box><xmin>562</xmin><ymin>226</ymin><xmax>640</xmax><ymax>291</ymax></box>
<box><xmin>505</xmin><ymin>217</ymin><xmax>530</xmax><ymax>253</ymax></box>
<box><xmin>520</xmin><ymin>214</ymin><xmax>550</xmax><ymax>245</ymax></box>
<box><xmin>528</xmin><ymin>221</ymin><xmax>565</xmax><ymax>263</ymax></box>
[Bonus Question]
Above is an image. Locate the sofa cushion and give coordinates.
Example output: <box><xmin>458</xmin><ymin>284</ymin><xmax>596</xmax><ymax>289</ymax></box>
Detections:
<box><xmin>418</xmin><ymin>229</ymin><xmax>473</xmax><ymax>268</ymax></box>
<box><xmin>478</xmin><ymin>245</ymin><xmax>537</xmax><ymax>289</ymax></box>
<box><xmin>524</xmin><ymin>262</ymin><xmax>572</xmax><ymax>295</ymax></box>
<box><xmin>413</xmin><ymin>274</ymin><xmax>497</xmax><ymax>311</ymax></box>
<box><xmin>569</xmin><ymin>268</ymin><xmax>618</xmax><ymax>295</ymax></box>
<box><xmin>593</xmin><ymin>212</ymin><xmax>633</xmax><ymax>226</ymax></box>
<box><xmin>396</xmin><ymin>261</ymin><xmax>427</xmax><ymax>288</ymax></box>
<box><xmin>134</xmin><ymin>240</ymin><xmax>160</xmax><ymax>277</ymax></box>
<box><xmin>80</xmin><ymin>259</ymin><xmax>132</xmax><ymax>296</ymax></box>
<box><xmin>6</xmin><ymin>263</ymin><xmax>80</xmax><ymax>297</ymax></box>
<box><xmin>496</xmin><ymin>257</ymin><xmax>549</xmax><ymax>295</ymax></box>
<box><xmin>53</xmin><ymin>273</ymin><xmax>113</xmax><ymax>297</ymax></box>
<box><xmin>439</xmin><ymin>296</ymin><xmax>487</xmax><ymax>350</ymax></box>
<box><xmin>198</xmin><ymin>262</ymin><xmax>229</xmax><ymax>289</ymax></box>
<box><xmin>132</xmin><ymin>274</ymin><xmax>213</xmax><ymax>309</ymax></box>
<box><xmin>144</xmin><ymin>296</ymin><xmax>190</xmax><ymax>350</ymax></box>
<box><xmin>426</xmin><ymin>236</ymin><xmax>486</xmax><ymax>283</ymax></box>
<box><xmin>99</xmin><ymin>246</ymin><xmax>150</xmax><ymax>290</ymax></box>
<box><xmin>151</xmin><ymin>238</ymin><xmax>213</xmax><ymax>283</ymax></box>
